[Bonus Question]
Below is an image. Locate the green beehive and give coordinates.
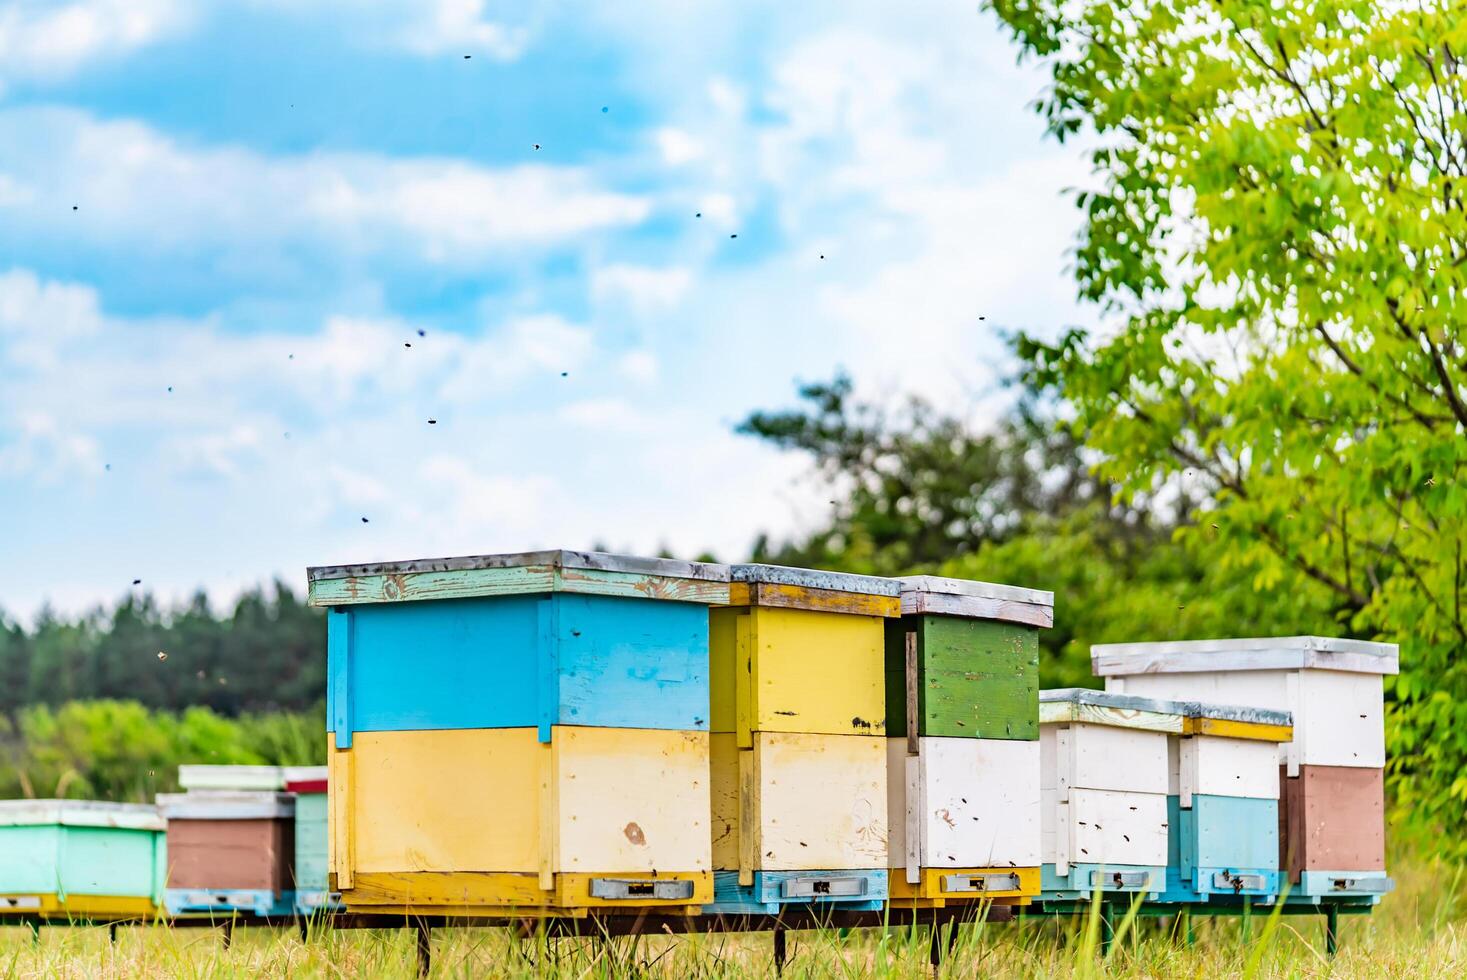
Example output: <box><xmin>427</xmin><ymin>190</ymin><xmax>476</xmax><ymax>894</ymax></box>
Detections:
<box><xmin>884</xmin><ymin>576</ymin><xmax>1050</xmax><ymax>740</ymax></box>
<box><xmin>0</xmin><ymin>800</ymin><xmax>166</xmax><ymax>919</ymax></box>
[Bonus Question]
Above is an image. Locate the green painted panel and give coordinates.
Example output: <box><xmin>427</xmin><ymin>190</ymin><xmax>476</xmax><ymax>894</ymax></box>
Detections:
<box><xmin>293</xmin><ymin>793</ymin><xmax>330</xmax><ymax>893</ymax></box>
<box><xmin>0</xmin><ymin>825</ymin><xmax>164</xmax><ymax>899</ymax></box>
<box><xmin>883</xmin><ymin>615</ymin><xmax>1038</xmax><ymax>739</ymax></box>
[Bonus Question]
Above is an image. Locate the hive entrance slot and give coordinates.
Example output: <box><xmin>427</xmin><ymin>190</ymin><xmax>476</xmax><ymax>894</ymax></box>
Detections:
<box><xmin>781</xmin><ymin>876</ymin><xmax>867</xmax><ymax>898</ymax></box>
<box><xmin>588</xmin><ymin>878</ymin><xmax>695</xmax><ymax>901</ymax></box>
<box><xmin>942</xmin><ymin>873</ymin><xmax>1021</xmax><ymax>894</ymax></box>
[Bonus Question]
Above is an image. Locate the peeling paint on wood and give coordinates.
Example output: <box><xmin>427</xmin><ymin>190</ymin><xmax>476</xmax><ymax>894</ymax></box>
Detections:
<box><xmin>729</xmin><ymin>564</ymin><xmax>898</xmax><ymax>597</ymax></box>
<box><xmin>728</xmin><ymin>581</ymin><xmax>901</xmax><ymax>617</ymax></box>
<box><xmin>309</xmin><ymin>563</ymin><xmax>730</xmax><ymax>608</ymax></box>
<box><xmin>888</xmin><ymin>617</ymin><xmax>1039</xmax><ymax>739</ymax></box>
<box><xmin>1039</xmin><ymin>689</ymin><xmax>1185</xmax><ymax>733</ymax></box>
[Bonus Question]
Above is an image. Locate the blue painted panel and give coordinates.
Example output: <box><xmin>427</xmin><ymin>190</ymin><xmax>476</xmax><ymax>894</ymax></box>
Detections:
<box><xmin>553</xmin><ymin>594</ymin><xmax>709</xmax><ymax>731</ymax></box>
<box><xmin>330</xmin><ymin>593</ymin><xmax>709</xmax><ymax>737</ymax></box>
<box><xmin>1039</xmin><ymin>864</ymin><xmax>1165</xmax><ymax>901</ymax></box>
<box><xmin>703</xmin><ymin>871</ymin><xmax>887</xmax><ymax>915</ymax></box>
<box><xmin>165</xmin><ymin>888</ymin><xmax>296</xmax><ymax>917</ymax></box>
<box><xmin>1186</xmin><ymin>796</ymin><xmax>1278</xmax><ymax>873</ymax></box>
<box><xmin>1292</xmin><ymin>870</ymin><xmax>1392</xmax><ymax>901</ymax></box>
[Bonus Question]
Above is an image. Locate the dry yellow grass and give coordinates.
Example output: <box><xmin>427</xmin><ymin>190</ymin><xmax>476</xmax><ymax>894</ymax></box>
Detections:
<box><xmin>2</xmin><ymin>856</ymin><xmax>1461</xmax><ymax>978</ymax></box>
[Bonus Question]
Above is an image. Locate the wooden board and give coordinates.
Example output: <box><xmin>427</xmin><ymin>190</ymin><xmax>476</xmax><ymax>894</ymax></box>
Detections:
<box><xmin>886</xmin><ymin>737</ymin><xmax>1039</xmax><ymax>871</ymax></box>
<box><xmin>335</xmin><ymin>726</ymin><xmax>709</xmax><ymax>882</ymax></box>
<box><xmin>896</xmin><ymin>575</ymin><xmax>1054</xmax><ymax>627</ymax></box>
<box><xmin>738</xmin><ymin>607</ymin><xmax>887</xmax><ymax>739</ymax></box>
<box><xmin>1183</xmin><ymin>716</ymin><xmax>1293</xmax><ymax>742</ymax></box>
<box><xmin>741</xmin><ymin>732</ymin><xmax>887</xmax><ymax>872</ymax></box>
<box><xmin>0</xmin><ymin>893</ymin><xmax>158</xmax><ymax>920</ymax></box>
<box><xmin>728</xmin><ymin>582</ymin><xmax>900</xmax><ymax>618</ymax></box>
<box><xmin>887</xmin><ymin>865</ymin><xmax>1039</xmax><ymax>902</ymax></box>
<box><xmin>1038</xmin><ymin>689</ymin><xmax>1184</xmax><ymax>733</ymax></box>
<box><xmin>1062</xmin><ymin>789</ymin><xmax>1170</xmax><ymax>870</ymax></box>
<box><xmin>1091</xmin><ymin>635</ymin><xmax>1399</xmax><ymax>676</ymax></box>
<box><xmin>328</xmin><ymin>592</ymin><xmax>711</xmax><ymax>747</ymax></box>
<box><xmin>166</xmin><ymin>818</ymin><xmax>293</xmax><ymax>892</ymax></box>
<box><xmin>293</xmin><ymin>791</ymin><xmax>330</xmax><ymax>896</ymax></box>
<box><xmin>308</xmin><ymin>550</ymin><xmax>730</xmax><ymax>607</ymax></box>
<box><xmin>1108</xmin><ymin>669</ymin><xmax>1384</xmax><ymax>772</ymax></box>
<box><xmin>1178</xmin><ymin>736</ymin><xmax>1280</xmax><ymax>805</ymax></box>
<box><xmin>342</xmin><ymin>870</ymin><xmax>713</xmax><ymax>911</ymax></box>
<box><xmin>1280</xmin><ymin>765</ymin><xmax>1386</xmax><ymax>880</ymax></box>
<box><xmin>705</xmin><ymin>870</ymin><xmax>888</xmax><ymax>914</ymax></box>
<box><xmin>885</xmin><ymin>616</ymin><xmax>1039</xmax><ymax>740</ymax></box>
<box><xmin>729</xmin><ymin>564</ymin><xmax>898</xmax><ymax>596</ymax></box>
<box><xmin>0</xmin><ymin>800</ymin><xmax>163</xmax><ymax>832</ymax></box>
<box><xmin>710</xmin><ymin>733</ymin><xmax>740</xmax><ymax>871</ymax></box>
<box><xmin>178</xmin><ymin>765</ymin><xmax>284</xmax><ymax>791</ymax></box>
<box><xmin>1054</xmin><ymin>724</ymin><xmax>1170</xmax><ymax>797</ymax></box>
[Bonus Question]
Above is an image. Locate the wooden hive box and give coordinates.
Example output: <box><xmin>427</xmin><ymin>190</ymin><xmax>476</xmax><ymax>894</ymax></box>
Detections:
<box><xmin>710</xmin><ymin>564</ymin><xmax>899</xmax><ymax>741</ymax></box>
<box><xmin>1279</xmin><ymin>764</ymin><xmax>1388</xmax><ymax>898</ymax></box>
<box><xmin>179</xmin><ymin>765</ymin><xmax>285</xmax><ymax>792</ymax></box>
<box><xmin>0</xmin><ymin>801</ymin><xmax>165</xmax><ymax>920</ymax></box>
<box><xmin>885</xmin><ymin>576</ymin><xmax>1051</xmax><ymax>741</ymax></box>
<box><xmin>885</xmin><ymin>736</ymin><xmax>1040</xmax><ymax>906</ymax></box>
<box><xmin>1092</xmin><ymin>636</ymin><xmax>1396</xmax><ymax>899</ymax></box>
<box><xmin>1159</xmin><ymin>702</ymin><xmax>1292</xmax><ymax>903</ymax></box>
<box><xmin>708</xmin><ymin>730</ymin><xmax>887</xmax><ymax>903</ymax></box>
<box><xmin>309</xmin><ymin>551</ymin><xmax>729</xmax><ymax>746</ymax></box>
<box><xmin>330</xmin><ymin>725</ymin><xmax>713</xmax><ymax>915</ymax></box>
<box><xmin>158</xmin><ymin>791</ymin><xmax>296</xmax><ymax>917</ymax></box>
<box><xmin>283</xmin><ymin>766</ymin><xmax>336</xmax><ymax>914</ymax></box>
<box><xmin>1038</xmin><ymin>689</ymin><xmax>1178</xmax><ymax>900</ymax></box>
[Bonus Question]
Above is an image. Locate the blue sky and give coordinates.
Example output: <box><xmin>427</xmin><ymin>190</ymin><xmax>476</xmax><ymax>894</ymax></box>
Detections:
<box><xmin>0</xmin><ymin>0</ymin><xmax>1093</xmax><ymax>619</ymax></box>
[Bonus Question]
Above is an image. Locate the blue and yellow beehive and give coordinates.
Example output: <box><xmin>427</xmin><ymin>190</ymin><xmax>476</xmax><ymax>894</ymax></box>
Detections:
<box><xmin>308</xmin><ymin>549</ymin><xmax>728</xmax><ymax>916</ymax></box>
<box><xmin>0</xmin><ymin>800</ymin><xmax>166</xmax><ymax>920</ymax></box>
<box><xmin>704</xmin><ymin>564</ymin><xmax>898</xmax><ymax>916</ymax></box>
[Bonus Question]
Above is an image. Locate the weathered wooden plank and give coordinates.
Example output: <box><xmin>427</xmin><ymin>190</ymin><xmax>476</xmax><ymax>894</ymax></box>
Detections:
<box><xmin>1062</xmin><ymin>724</ymin><xmax>1170</xmax><ymax>796</ymax></box>
<box><xmin>308</xmin><ymin>549</ymin><xmax>730</xmax><ymax>584</ymax></box>
<box><xmin>1184</xmin><ymin>716</ymin><xmax>1293</xmax><ymax>742</ymax></box>
<box><xmin>747</xmin><ymin>732</ymin><xmax>888</xmax><ymax>872</ymax></box>
<box><xmin>1039</xmin><ymin>699</ymin><xmax>1184</xmax><ymax>734</ymax></box>
<box><xmin>0</xmin><ymin>800</ymin><xmax>163</xmax><ymax>832</ymax></box>
<box><xmin>897</xmin><ymin>574</ymin><xmax>1053</xmax><ymax>606</ymax></box>
<box><xmin>165</xmin><ymin>817</ymin><xmax>294</xmax><ymax>892</ymax></box>
<box><xmin>888</xmin><ymin>617</ymin><xmax>1039</xmax><ymax>740</ymax></box>
<box><xmin>1091</xmin><ymin>635</ymin><xmax>1399</xmax><ymax>676</ymax></box>
<box><xmin>709</xmin><ymin>734</ymin><xmax>739</xmax><ymax>871</ymax></box>
<box><xmin>310</xmin><ymin>564</ymin><xmax>730</xmax><ymax>608</ymax></box>
<box><xmin>730</xmin><ymin>564</ymin><xmax>898</xmax><ymax>596</ymax></box>
<box><xmin>344</xmin><ymin>870</ymin><xmax>716</xmax><ymax>910</ymax></box>
<box><xmin>897</xmin><ymin>591</ymin><xmax>1054</xmax><ymax>627</ymax></box>
<box><xmin>728</xmin><ymin>582</ymin><xmax>900</xmax><ymax>617</ymax></box>
<box><xmin>1280</xmin><ymin>765</ymin><xmax>1385</xmax><ymax>880</ymax></box>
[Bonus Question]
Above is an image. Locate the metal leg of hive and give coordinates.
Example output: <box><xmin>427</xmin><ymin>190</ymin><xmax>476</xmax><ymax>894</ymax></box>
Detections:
<box><xmin>109</xmin><ymin>922</ymin><xmax>118</xmax><ymax>944</ymax></box>
<box><xmin>1325</xmin><ymin>905</ymin><xmax>1339</xmax><ymax>957</ymax></box>
<box><xmin>220</xmin><ymin>917</ymin><xmax>233</xmax><ymax>950</ymax></box>
<box><xmin>299</xmin><ymin>917</ymin><xmax>309</xmax><ymax>944</ymax></box>
<box><xmin>1098</xmin><ymin>903</ymin><xmax>1114</xmax><ymax>956</ymax></box>
<box><xmin>927</xmin><ymin>916</ymin><xmax>945</xmax><ymax>972</ymax></box>
<box><xmin>772</xmin><ymin>927</ymin><xmax>787</xmax><ymax>974</ymax></box>
<box><xmin>416</xmin><ymin>920</ymin><xmax>432</xmax><ymax>977</ymax></box>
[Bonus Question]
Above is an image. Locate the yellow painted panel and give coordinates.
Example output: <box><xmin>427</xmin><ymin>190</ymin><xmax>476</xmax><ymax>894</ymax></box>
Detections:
<box><xmin>1186</xmin><ymin>716</ymin><xmax>1294</xmax><ymax>742</ymax></box>
<box><xmin>9</xmin><ymin>894</ymin><xmax>158</xmax><ymax>920</ymax></box>
<box><xmin>750</xmin><ymin>732</ymin><xmax>887</xmax><ymax>871</ymax></box>
<box><xmin>709</xmin><ymin>733</ymin><xmax>739</xmax><ymax>871</ymax></box>
<box><xmin>327</xmin><ymin>732</ymin><xmax>354</xmax><ymax>889</ymax></box>
<box><xmin>750</xmin><ymin>608</ymin><xmax>886</xmax><ymax>737</ymax></box>
<box><xmin>341</xmin><ymin>871</ymin><xmax>710</xmax><ymax>912</ymax></box>
<box><xmin>346</xmin><ymin>728</ymin><xmax>541</xmax><ymax>874</ymax></box>
<box><xmin>888</xmin><ymin>866</ymin><xmax>1040</xmax><ymax>902</ymax></box>
<box><xmin>553</xmin><ymin>727</ymin><xmax>710</xmax><ymax>874</ymax></box>
<box><xmin>708</xmin><ymin>608</ymin><xmax>741</xmax><ymax>733</ymax></box>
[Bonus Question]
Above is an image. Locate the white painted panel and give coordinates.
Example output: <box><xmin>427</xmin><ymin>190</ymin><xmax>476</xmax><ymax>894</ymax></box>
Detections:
<box><xmin>1180</xmin><ymin>736</ymin><xmax>1280</xmax><ymax>803</ymax></box>
<box><xmin>1067</xmin><ymin>724</ymin><xmax>1169</xmax><ymax>795</ymax></box>
<box><xmin>754</xmin><ymin>732</ymin><xmax>887</xmax><ymax>871</ymax></box>
<box><xmin>1298</xmin><ymin>671</ymin><xmax>1385</xmax><ymax>768</ymax></box>
<box><xmin>1039</xmin><ymin>727</ymin><xmax>1057</xmax><ymax>791</ymax></box>
<box><xmin>1107</xmin><ymin>669</ymin><xmax>1383</xmax><ymax>769</ymax></box>
<box><xmin>1167</xmin><ymin>736</ymin><xmax>1180</xmax><ymax>796</ymax></box>
<box><xmin>1040</xmin><ymin>787</ymin><xmax>1057</xmax><ymax>863</ymax></box>
<box><xmin>884</xmin><ymin>738</ymin><xmax>908</xmax><ymax>872</ymax></box>
<box><xmin>917</xmin><ymin>737</ymin><xmax>1039</xmax><ymax>868</ymax></box>
<box><xmin>1067</xmin><ymin>788</ymin><xmax>1169</xmax><ymax>867</ymax></box>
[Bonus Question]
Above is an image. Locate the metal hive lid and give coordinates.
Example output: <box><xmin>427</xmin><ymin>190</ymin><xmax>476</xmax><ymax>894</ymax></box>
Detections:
<box><xmin>728</xmin><ymin>563</ymin><xmax>899</xmax><ymax>596</ymax></box>
<box><xmin>178</xmin><ymin>765</ymin><xmax>286</xmax><ymax>792</ymax></box>
<box><xmin>0</xmin><ymin>799</ymin><xmax>165</xmax><ymax>832</ymax></box>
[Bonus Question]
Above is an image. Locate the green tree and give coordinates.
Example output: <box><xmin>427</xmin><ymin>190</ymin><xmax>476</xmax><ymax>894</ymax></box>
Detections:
<box><xmin>987</xmin><ymin>0</ymin><xmax>1466</xmax><ymax>838</ymax></box>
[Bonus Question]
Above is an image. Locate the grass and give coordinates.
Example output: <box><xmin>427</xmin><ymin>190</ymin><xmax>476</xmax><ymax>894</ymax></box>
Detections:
<box><xmin>3</xmin><ymin>857</ymin><xmax>1463</xmax><ymax>978</ymax></box>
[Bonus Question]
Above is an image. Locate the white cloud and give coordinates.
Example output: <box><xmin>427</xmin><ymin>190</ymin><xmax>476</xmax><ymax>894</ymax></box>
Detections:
<box><xmin>0</xmin><ymin>411</ymin><xmax>101</xmax><ymax>483</ymax></box>
<box><xmin>591</xmin><ymin>264</ymin><xmax>693</xmax><ymax>314</ymax></box>
<box><xmin>397</xmin><ymin>0</ymin><xmax>527</xmax><ymax>58</ymax></box>
<box><xmin>558</xmin><ymin>398</ymin><xmax>658</xmax><ymax>434</ymax></box>
<box><xmin>654</xmin><ymin>127</ymin><xmax>704</xmax><ymax>166</ymax></box>
<box><xmin>0</xmin><ymin>108</ymin><xmax>651</xmax><ymax>265</ymax></box>
<box><xmin>615</xmin><ymin>350</ymin><xmax>659</xmax><ymax>384</ymax></box>
<box><xmin>0</xmin><ymin>0</ymin><xmax>192</xmax><ymax>89</ymax></box>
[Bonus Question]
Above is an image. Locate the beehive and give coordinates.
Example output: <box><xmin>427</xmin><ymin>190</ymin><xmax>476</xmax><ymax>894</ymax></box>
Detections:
<box><xmin>159</xmin><ymin>791</ymin><xmax>296</xmax><ymax>916</ymax></box>
<box><xmin>179</xmin><ymin>765</ymin><xmax>285</xmax><ymax>792</ymax></box>
<box><xmin>283</xmin><ymin>766</ymin><xmax>335</xmax><ymax>914</ymax></box>
<box><xmin>0</xmin><ymin>801</ymin><xmax>165</xmax><ymax>920</ymax></box>
<box><xmin>706</xmin><ymin>565</ymin><xmax>896</xmax><ymax>913</ymax></box>
<box><xmin>1038</xmin><ymin>689</ymin><xmax>1177</xmax><ymax>900</ymax></box>
<box><xmin>309</xmin><ymin>550</ymin><xmax>727</xmax><ymax>915</ymax></box>
<box><xmin>1093</xmin><ymin>636</ymin><xmax>1396</xmax><ymax>899</ymax></box>
<box><xmin>1159</xmin><ymin>702</ymin><xmax>1292</xmax><ymax>903</ymax></box>
<box><xmin>884</xmin><ymin>576</ymin><xmax>1049</xmax><ymax>906</ymax></box>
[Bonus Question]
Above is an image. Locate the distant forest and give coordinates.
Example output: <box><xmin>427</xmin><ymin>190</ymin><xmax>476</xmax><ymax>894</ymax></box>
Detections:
<box><xmin>0</xmin><ymin>585</ymin><xmax>324</xmax><ymax>716</ymax></box>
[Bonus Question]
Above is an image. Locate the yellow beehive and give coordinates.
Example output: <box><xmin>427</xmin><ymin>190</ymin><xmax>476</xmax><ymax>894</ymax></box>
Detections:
<box><xmin>328</xmin><ymin>726</ymin><xmax>712</xmax><ymax>913</ymax></box>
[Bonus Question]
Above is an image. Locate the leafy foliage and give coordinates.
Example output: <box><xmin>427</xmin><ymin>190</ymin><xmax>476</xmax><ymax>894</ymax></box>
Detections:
<box><xmin>741</xmin><ymin>376</ymin><xmax>1339</xmax><ymax>688</ymax></box>
<box><xmin>0</xmin><ymin>582</ymin><xmax>323</xmax><ymax>716</ymax></box>
<box><xmin>0</xmin><ymin>700</ymin><xmax>323</xmax><ymax>803</ymax></box>
<box><xmin>985</xmin><ymin>0</ymin><xmax>1467</xmax><ymax>838</ymax></box>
